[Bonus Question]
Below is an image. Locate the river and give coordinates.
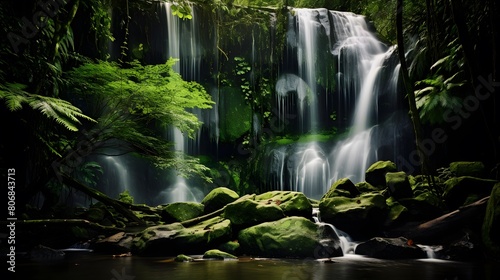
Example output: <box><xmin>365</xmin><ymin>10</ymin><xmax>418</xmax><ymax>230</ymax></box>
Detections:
<box><xmin>16</xmin><ymin>253</ymin><xmax>499</xmax><ymax>280</ymax></box>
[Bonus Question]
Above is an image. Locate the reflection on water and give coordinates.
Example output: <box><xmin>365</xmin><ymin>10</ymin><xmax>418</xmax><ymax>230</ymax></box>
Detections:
<box><xmin>16</xmin><ymin>254</ymin><xmax>499</xmax><ymax>280</ymax></box>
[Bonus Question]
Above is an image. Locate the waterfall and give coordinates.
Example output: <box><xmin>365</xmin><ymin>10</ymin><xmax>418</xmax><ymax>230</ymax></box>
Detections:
<box><xmin>269</xmin><ymin>9</ymin><xmax>405</xmax><ymax>198</ymax></box>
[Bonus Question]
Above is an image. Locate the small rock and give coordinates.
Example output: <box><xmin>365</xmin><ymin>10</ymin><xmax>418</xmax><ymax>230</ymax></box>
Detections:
<box><xmin>174</xmin><ymin>254</ymin><xmax>194</xmax><ymax>262</ymax></box>
<box><xmin>203</xmin><ymin>249</ymin><xmax>238</xmax><ymax>260</ymax></box>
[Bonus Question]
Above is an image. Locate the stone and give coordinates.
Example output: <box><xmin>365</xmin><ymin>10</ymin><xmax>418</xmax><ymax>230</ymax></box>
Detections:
<box><xmin>218</xmin><ymin>241</ymin><xmax>240</xmax><ymax>255</ymax></box>
<box><xmin>319</xmin><ymin>193</ymin><xmax>388</xmax><ymax>239</ymax></box>
<box><xmin>385</xmin><ymin>198</ymin><xmax>409</xmax><ymax>226</ymax></box>
<box><xmin>398</xmin><ymin>191</ymin><xmax>444</xmax><ymax>221</ymax></box>
<box><xmin>94</xmin><ymin>232</ymin><xmax>133</xmax><ymax>254</ymax></box>
<box><xmin>132</xmin><ymin>217</ymin><xmax>232</xmax><ymax>256</ymax></box>
<box><xmin>385</xmin><ymin>171</ymin><xmax>413</xmax><ymax>199</ymax></box>
<box><xmin>449</xmin><ymin>161</ymin><xmax>486</xmax><ymax>178</ymax></box>
<box><xmin>365</xmin><ymin>161</ymin><xmax>397</xmax><ymax>188</ymax></box>
<box><xmin>161</xmin><ymin>202</ymin><xmax>204</xmax><ymax>223</ymax></box>
<box><xmin>174</xmin><ymin>254</ymin><xmax>194</xmax><ymax>262</ymax></box>
<box><xmin>355</xmin><ymin>237</ymin><xmax>427</xmax><ymax>259</ymax></box>
<box><xmin>322</xmin><ymin>178</ymin><xmax>360</xmax><ymax>199</ymax></box>
<box><xmin>355</xmin><ymin>181</ymin><xmax>380</xmax><ymax>193</ymax></box>
<box><xmin>255</xmin><ymin>191</ymin><xmax>313</xmax><ymax>217</ymax></box>
<box><xmin>443</xmin><ymin>176</ymin><xmax>497</xmax><ymax>209</ymax></box>
<box><xmin>238</xmin><ymin>216</ymin><xmax>342</xmax><ymax>258</ymax></box>
<box><xmin>201</xmin><ymin>187</ymin><xmax>240</xmax><ymax>213</ymax></box>
<box><xmin>482</xmin><ymin>182</ymin><xmax>500</xmax><ymax>258</ymax></box>
<box><xmin>223</xmin><ymin>198</ymin><xmax>285</xmax><ymax>228</ymax></box>
<box><xmin>203</xmin><ymin>249</ymin><xmax>238</xmax><ymax>260</ymax></box>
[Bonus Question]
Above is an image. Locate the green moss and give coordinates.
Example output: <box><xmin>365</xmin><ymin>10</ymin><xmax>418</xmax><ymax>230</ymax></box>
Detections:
<box><xmin>255</xmin><ymin>191</ymin><xmax>312</xmax><ymax>217</ymax></box>
<box><xmin>203</xmin><ymin>249</ymin><xmax>238</xmax><ymax>260</ymax></box>
<box><xmin>162</xmin><ymin>202</ymin><xmax>204</xmax><ymax>222</ymax></box>
<box><xmin>223</xmin><ymin>198</ymin><xmax>285</xmax><ymax>227</ymax></box>
<box><xmin>219</xmin><ymin>87</ymin><xmax>252</xmax><ymax>142</ymax></box>
<box><xmin>174</xmin><ymin>254</ymin><xmax>194</xmax><ymax>262</ymax></box>
<box><xmin>201</xmin><ymin>187</ymin><xmax>240</xmax><ymax>213</ymax></box>
<box><xmin>482</xmin><ymin>183</ymin><xmax>500</xmax><ymax>258</ymax></box>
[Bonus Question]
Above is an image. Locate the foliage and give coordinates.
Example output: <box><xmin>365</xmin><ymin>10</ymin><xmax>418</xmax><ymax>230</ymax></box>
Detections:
<box><xmin>0</xmin><ymin>83</ymin><xmax>95</xmax><ymax>132</ymax></box>
<box><xmin>118</xmin><ymin>189</ymin><xmax>134</xmax><ymax>204</ymax></box>
<box><xmin>67</xmin><ymin>59</ymin><xmax>215</xmax><ymax>180</ymax></box>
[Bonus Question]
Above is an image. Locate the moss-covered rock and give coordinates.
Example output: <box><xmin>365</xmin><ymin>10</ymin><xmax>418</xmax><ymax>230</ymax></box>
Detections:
<box><xmin>223</xmin><ymin>198</ymin><xmax>285</xmax><ymax>227</ymax></box>
<box><xmin>201</xmin><ymin>187</ymin><xmax>240</xmax><ymax>213</ymax></box>
<box><xmin>132</xmin><ymin>217</ymin><xmax>232</xmax><ymax>256</ymax></box>
<box><xmin>365</xmin><ymin>161</ymin><xmax>397</xmax><ymax>188</ymax></box>
<box><xmin>238</xmin><ymin>216</ymin><xmax>342</xmax><ymax>258</ymax></box>
<box><xmin>449</xmin><ymin>161</ymin><xmax>486</xmax><ymax>177</ymax></box>
<box><xmin>398</xmin><ymin>191</ymin><xmax>444</xmax><ymax>221</ymax></box>
<box><xmin>322</xmin><ymin>178</ymin><xmax>360</xmax><ymax>199</ymax></box>
<box><xmin>218</xmin><ymin>241</ymin><xmax>240</xmax><ymax>255</ymax></box>
<box><xmin>161</xmin><ymin>202</ymin><xmax>204</xmax><ymax>223</ymax></box>
<box><xmin>385</xmin><ymin>171</ymin><xmax>413</xmax><ymax>199</ymax></box>
<box><xmin>355</xmin><ymin>237</ymin><xmax>426</xmax><ymax>259</ymax></box>
<box><xmin>385</xmin><ymin>198</ymin><xmax>408</xmax><ymax>226</ymax></box>
<box><xmin>174</xmin><ymin>254</ymin><xmax>194</xmax><ymax>262</ymax></box>
<box><xmin>319</xmin><ymin>193</ymin><xmax>388</xmax><ymax>239</ymax></box>
<box><xmin>355</xmin><ymin>181</ymin><xmax>380</xmax><ymax>193</ymax></box>
<box><xmin>482</xmin><ymin>183</ymin><xmax>500</xmax><ymax>258</ymax></box>
<box><xmin>443</xmin><ymin>176</ymin><xmax>498</xmax><ymax>209</ymax></box>
<box><xmin>255</xmin><ymin>191</ymin><xmax>313</xmax><ymax>217</ymax></box>
<box><xmin>203</xmin><ymin>249</ymin><xmax>238</xmax><ymax>260</ymax></box>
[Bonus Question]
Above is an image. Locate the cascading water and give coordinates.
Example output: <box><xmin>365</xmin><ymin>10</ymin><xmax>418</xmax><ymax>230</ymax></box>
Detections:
<box><xmin>328</xmin><ymin>10</ymin><xmax>401</xmax><ymax>183</ymax></box>
<box><xmin>269</xmin><ymin>9</ymin><xmax>406</xmax><ymax>199</ymax></box>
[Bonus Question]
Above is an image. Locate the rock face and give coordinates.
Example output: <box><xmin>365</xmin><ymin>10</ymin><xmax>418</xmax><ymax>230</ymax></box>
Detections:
<box><xmin>161</xmin><ymin>202</ymin><xmax>204</xmax><ymax>223</ymax></box>
<box><xmin>319</xmin><ymin>193</ymin><xmax>388</xmax><ymax>239</ymax></box>
<box><xmin>132</xmin><ymin>217</ymin><xmax>231</xmax><ymax>256</ymax></box>
<box><xmin>238</xmin><ymin>217</ymin><xmax>342</xmax><ymax>258</ymax></box>
<box><xmin>482</xmin><ymin>183</ymin><xmax>500</xmax><ymax>258</ymax></box>
<box><xmin>365</xmin><ymin>161</ymin><xmax>397</xmax><ymax>188</ymax></box>
<box><xmin>201</xmin><ymin>187</ymin><xmax>240</xmax><ymax>213</ymax></box>
<box><xmin>355</xmin><ymin>237</ymin><xmax>427</xmax><ymax>259</ymax></box>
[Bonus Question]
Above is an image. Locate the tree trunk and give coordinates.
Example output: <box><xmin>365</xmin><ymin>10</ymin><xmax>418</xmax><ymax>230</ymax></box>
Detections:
<box><xmin>396</xmin><ymin>0</ymin><xmax>431</xmax><ymax>177</ymax></box>
<box><xmin>401</xmin><ymin>196</ymin><xmax>489</xmax><ymax>243</ymax></box>
<box><xmin>60</xmin><ymin>174</ymin><xmax>145</xmax><ymax>225</ymax></box>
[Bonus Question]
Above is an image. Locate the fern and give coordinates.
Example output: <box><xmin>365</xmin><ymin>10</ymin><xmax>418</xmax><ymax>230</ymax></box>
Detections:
<box><xmin>0</xmin><ymin>83</ymin><xmax>96</xmax><ymax>131</ymax></box>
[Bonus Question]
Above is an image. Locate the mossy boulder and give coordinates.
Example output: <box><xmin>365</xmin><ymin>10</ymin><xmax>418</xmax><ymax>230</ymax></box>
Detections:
<box><xmin>449</xmin><ymin>161</ymin><xmax>485</xmax><ymax>177</ymax></box>
<box><xmin>385</xmin><ymin>198</ymin><xmax>409</xmax><ymax>226</ymax></box>
<box><xmin>218</xmin><ymin>241</ymin><xmax>240</xmax><ymax>255</ymax></box>
<box><xmin>322</xmin><ymin>178</ymin><xmax>360</xmax><ymax>199</ymax></box>
<box><xmin>255</xmin><ymin>191</ymin><xmax>313</xmax><ymax>217</ymax></box>
<box><xmin>132</xmin><ymin>217</ymin><xmax>232</xmax><ymax>256</ymax></box>
<box><xmin>223</xmin><ymin>197</ymin><xmax>285</xmax><ymax>228</ymax></box>
<box><xmin>238</xmin><ymin>216</ymin><xmax>342</xmax><ymax>258</ymax></box>
<box><xmin>319</xmin><ymin>193</ymin><xmax>388</xmax><ymax>239</ymax></box>
<box><xmin>203</xmin><ymin>249</ymin><xmax>238</xmax><ymax>260</ymax></box>
<box><xmin>355</xmin><ymin>237</ymin><xmax>427</xmax><ymax>259</ymax></box>
<box><xmin>482</xmin><ymin>183</ymin><xmax>500</xmax><ymax>258</ymax></box>
<box><xmin>385</xmin><ymin>171</ymin><xmax>413</xmax><ymax>199</ymax></box>
<box><xmin>356</xmin><ymin>181</ymin><xmax>380</xmax><ymax>193</ymax></box>
<box><xmin>201</xmin><ymin>187</ymin><xmax>239</xmax><ymax>213</ymax></box>
<box><xmin>174</xmin><ymin>254</ymin><xmax>194</xmax><ymax>262</ymax></box>
<box><xmin>161</xmin><ymin>202</ymin><xmax>204</xmax><ymax>223</ymax></box>
<box><xmin>365</xmin><ymin>161</ymin><xmax>397</xmax><ymax>188</ymax></box>
<box><xmin>398</xmin><ymin>191</ymin><xmax>444</xmax><ymax>221</ymax></box>
<box><xmin>443</xmin><ymin>176</ymin><xmax>498</xmax><ymax>209</ymax></box>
